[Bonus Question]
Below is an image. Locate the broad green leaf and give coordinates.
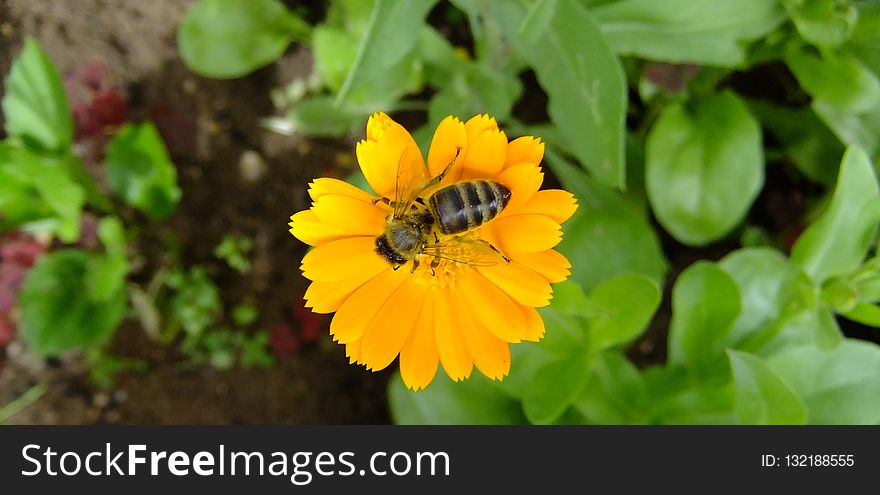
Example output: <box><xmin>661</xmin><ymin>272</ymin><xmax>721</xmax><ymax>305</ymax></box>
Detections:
<box><xmin>813</xmin><ymin>305</ymin><xmax>843</xmax><ymax>350</ymax></box>
<box><xmin>645</xmin><ymin>366</ymin><xmax>736</xmax><ymax>424</ymax></box>
<box><xmin>523</xmin><ymin>351</ymin><xmax>591</xmax><ymax>424</ymax></box>
<box><xmin>0</xmin><ymin>145</ymin><xmax>84</xmax><ymax>242</ymax></box>
<box><xmin>842</xmin><ymin>303</ymin><xmax>880</xmax><ymax>327</ymax></box>
<box><xmin>719</xmin><ymin>248</ymin><xmax>791</xmax><ymax>346</ymax></box>
<box><xmin>791</xmin><ymin>146</ymin><xmax>880</xmax><ymax>284</ymax></box>
<box><xmin>286</xmin><ymin>96</ymin><xmax>370</xmax><ymax>138</ymax></box>
<box><xmin>105</xmin><ymin>122</ymin><xmax>181</xmax><ymax>220</ymax></box>
<box><xmin>550</xmin><ymin>153</ymin><xmax>667</xmax><ymax>292</ymax></box>
<box><xmin>495</xmin><ymin>0</ymin><xmax>627</xmax><ymax>189</ymax></box>
<box><xmin>86</xmin><ymin>217</ymin><xmax>128</xmax><ymax>303</ymax></box>
<box><xmin>388</xmin><ymin>373</ymin><xmax>525</xmax><ymax>424</ymax></box>
<box><xmin>313</xmin><ymin>26</ymin><xmax>360</xmax><ymax>92</ymax></box>
<box><xmin>19</xmin><ymin>250</ymin><xmax>127</xmax><ymax>356</ymax></box>
<box><xmin>2</xmin><ymin>38</ymin><xmax>73</xmax><ymax>153</ymax></box>
<box><xmin>573</xmin><ymin>351</ymin><xmax>647</xmax><ymax>424</ymax></box>
<box><xmin>669</xmin><ymin>261</ymin><xmax>741</xmax><ymax>373</ymax></box>
<box><xmin>587</xmin><ymin>274</ymin><xmax>661</xmax><ymax>351</ymax></box>
<box><xmin>178</xmin><ymin>0</ymin><xmax>309</xmax><ymax>79</ymax></box>
<box><xmin>548</xmin><ymin>280</ymin><xmax>591</xmax><ymax>316</ymax></box>
<box><xmin>814</xmin><ymin>100</ymin><xmax>880</xmax><ymax>156</ymax></box>
<box><xmin>748</xmin><ymin>99</ymin><xmax>844</xmax><ymax>185</ymax></box>
<box><xmin>786</xmin><ymin>47</ymin><xmax>880</xmax><ymax>113</ymax></box>
<box><xmin>727</xmin><ymin>350</ymin><xmax>808</xmax><ymax>425</ymax></box>
<box><xmin>593</xmin><ymin>0</ymin><xmax>784</xmax><ymax>66</ymax></box>
<box><xmin>427</xmin><ymin>62</ymin><xmax>522</xmax><ymax>125</ymax></box>
<box><xmin>335</xmin><ymin>0</ymin><xmax>437</xmax><ymax>105</ymax></box>
<box><xmin>781</xmin><ymin>0</ymin><xmax>858</xmax><ymax>47</ymax></box>
<box><xmin>768</xmin><ymin>340</ymin><xmax>880</xmax><ymax>424</ymax></box>
<box><xmin>646</xmin><ymin>91</ymin><xmax>764</xmax><ymax>245</ymax></box>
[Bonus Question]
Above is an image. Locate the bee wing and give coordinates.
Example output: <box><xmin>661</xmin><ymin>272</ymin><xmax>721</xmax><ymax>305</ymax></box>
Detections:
<box><xmin>392</xmin><ymin>146</ymin><xmax>429</xmax><ymax>219</ymax></box>
<box><xmin>422</xmin><ymin>235</ymin><xmax>507</xmax><ymax>267</ymax></box>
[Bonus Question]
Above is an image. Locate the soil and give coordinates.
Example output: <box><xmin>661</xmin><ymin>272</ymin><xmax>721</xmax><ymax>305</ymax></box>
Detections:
<box><xmin>0</xmin><ymin>0</ymin><xmax>390</xmax><ymax>424</ymax></box>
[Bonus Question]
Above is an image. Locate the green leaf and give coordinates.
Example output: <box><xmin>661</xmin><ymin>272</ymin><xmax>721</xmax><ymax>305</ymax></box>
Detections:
<box><xmin>0</xmin><ymin>144</ymin><xmax>84</xmax><ymax>242</ymax></box>
<box><xmin>496</xmin><ymin>0</ymin><xmax>627</xmax><ymax>189</ymax></box>
<box><xmin>549</xmin><ymin>154</ymin><xmax>667</xmax><ymax>292</ymax></box>
<box><xmin>523</xmin><ymin>351</ymin><xmax>591</xmax><ymax>424</ymax></box>
<box><xmin>335</xmin><ymin>0</ymin><xmax>437</xmax><ymax>105</ymax></box>
<box><xmin>669</xmin><ymin>261</ymin><xmax>741</xmax><ymax>373</ymax></box>
<box><xmin>768</xmin><ymin>340</ymin><xmax>880</xmax><ymax>424</ymax></box>
<box><xmin>573</xmin><ymin>351</ymin><xmax>647</xmax><ymax>424</ymax></box>
<box><xmin>748</xmin><ymin>99</ymin><xmax>844</xmax><ymax>185</ymax></box>
<box><xmin>313</xmin><ymin>26</ymin><xmax>361</xmax><ymax>92</ymax></box>
<box><xmin>791</xmin><ymin>146</ymin><xmax>880</xmax><ymax>284</ymax></box>
<box><xmin>727</xmin><ymin>350</ymin><xmax>808</xmax><ymax>425</ymax></box>
<box><xmin>781</xmin><ymin>0</ymin><xmax>858</xmax><ymax>47</ymax></box>
<box><xmin>645</xmin><ymin>366</ymin><xmax>736</xmax><ymax>424</ymax></box>
<box><xmin>2</xmin><ymin>38</ymin><xmax>73</xmax><ymax>153</ymax></box>
<box><xmin>86</xmin><ymin>217</ymin><xmax>128</xmax><ymax>303</ymax></box>
<box><xmin>427</xmin><ymin>62</ymin><xmax>522</xmax><ymax>125</ymax></box>
<box><xmin>719</xmin><ymin>248</ymin><xmax>791</xmax><ymax>346</ymax></box>
<box><xmin>105</xmin><ymin>122</ymin><xmax>181</xmax><ymax>220</ymax></box>
<box><xmin>593</xmin><ymin>0</ymin><xmax>784</xmax><ymax>66</ymax></box>
<box><xmin>646</xmin><ymin>91</ymin><xmax>764</xmax><ymax>245</ymax></box>
<box><xmin>786</xmin><ymin>47</ymin><xmax>880</xmax><ymax>113</ymax></box>
<box><xmin>19</xmin><ymin>250</ymin><xmax>127</xmax><ymax>356</ymax></box>
<box><xmin>178</xmin><ymin>0</ymin><xmax>309</xmax><ymax>79</ymax></box>
<box><xmin>285</xmin><ymin>96</ymin><xmax>371</xmax><ymax>138</ymax></box>
<box><xmin>813</xmin><ymin>100</ymin><xmax>880</xmax><ymax>156</ymax></box>
<box><xmin>388</xmin><ymin>373</ymin><xmax>525</xmax><ymax>424</ymax></box>
<box><xmin>842</xmin><ymin>303</ymin><xmax>880</xmax><ymax>327</ymax></box>
<box><xmin>587</xmin><ymin>274</ymin><xmax>661</xmax><ymax>351</ymax></box>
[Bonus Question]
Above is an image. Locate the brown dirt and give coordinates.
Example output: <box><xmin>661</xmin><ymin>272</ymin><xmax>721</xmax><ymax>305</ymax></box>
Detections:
<box><xmin>0</xmin><ymin>0</ymin><xmax>391</xmax><ymax>424</ymax></box>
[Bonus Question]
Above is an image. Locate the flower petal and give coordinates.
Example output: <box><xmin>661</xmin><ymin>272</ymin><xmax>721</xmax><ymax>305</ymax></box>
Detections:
<box><xmin>510</xmin><ymin>249</ymin><xmax>571</xmax><ymax>283</ymax></box>
<box><xmin>456</xmin><ymin>271</ymin><xmax>526</xmax><ymax>343</ymax></box>
<box><xmin>359</xmin><ymin>278</ymin><xmax>429</xmax><ymax>371</ymax></box>
<box><xmin>399</xmin><ymin>293</ymin><xmax>440</xmax><ymax>391</ymax></box>
<box><xmin>477</xmin><ymin>261</ymin><xmax>553</xmax><ymax>308</ymax></box>
<box><xmin>312</xmin><ymin>194</ymin><xmax>387</xmax><ymax>236</ymax></box>
<box><xmin>329</xmin><ymin>267</ymin><xmax>408</xmax><ymax>344</ymax></box>
<box><xmin>427</xmin><ymin>115</ymin><xmax>468</xmax><ymax>182</ymax></box>
<box><xmin>519</xmin><ymin>304</ymin><xmax>546</xmax><ymax>342</ymax></box>
<box><xmin>460</xmin><ymin>119</ymin><xmax>507</xmax><ymax>179</ymax></box>
<box><xmin>289</xmin><ymin>210</ymin><xmax>352</xmax><ymax>246</ymax></box>
<box><xmin>346</xmin><ymin>338</ymin><xmax>362</xmax><ymax>364</ymax></box>
<box><xmin>308</xmin><ymin>177</ymin><xmax>376</xmax><ymax>203</ymax></box>
<box><xmin>494</xmin><ymin>163</ymin><xmax>543</xmax><ymax>210</ymax></box>
<box><xmin>488</xmin><ymin>214</ymin><xmax>562</xmax><ymax>253</ymax></box>
<box><xmin>453</xmin><ymin>289</ymin><xmax>511</xmax><ymax>380</ymax></box>
<box><xmin>304</xmin><ymin>271</ymin><xmax>379</xmax><ymax>314</ymax></box>
<box><xmin>506</xmin><ymin>189</ymin><xmax>578</xmax><ymax>224</ymax></box>
<box><xmin>434</xmin><ymin>287</ymin><xmax>473</xmax><ymax>381</ymax></box>
<box><xmin>505</xmin><ymin>136</ymin><xmax>544</xmax><ymax>168</ymax></box>
<box><xmin>357</xmin><ymin>113</ymin><xmax>426</xmax><ymax>199</ymax></box>
<box><xmin>301</xmin><ymin>237</ymin><xmax>389</xmax><ymax>282</ymax></box>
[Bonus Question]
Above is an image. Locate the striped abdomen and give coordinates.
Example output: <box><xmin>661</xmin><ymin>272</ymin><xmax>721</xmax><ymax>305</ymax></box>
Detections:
<box><xmin>428</xmin><ymin>180</ymin><xmax>511</xmax><ymax>235</ymax></box>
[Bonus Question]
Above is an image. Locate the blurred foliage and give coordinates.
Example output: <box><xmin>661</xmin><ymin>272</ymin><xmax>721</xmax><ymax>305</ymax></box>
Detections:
<box><xmin>1</xmin><ymin>39</ymin><xmax>271</xmax><ymax>382</ymax></box>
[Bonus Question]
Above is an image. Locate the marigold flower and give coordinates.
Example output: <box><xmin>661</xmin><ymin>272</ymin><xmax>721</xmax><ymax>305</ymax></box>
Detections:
<box><xmin>289</xmin><ymin>113</ymin><xmax>577</xmax><ymax>390</ymax></box>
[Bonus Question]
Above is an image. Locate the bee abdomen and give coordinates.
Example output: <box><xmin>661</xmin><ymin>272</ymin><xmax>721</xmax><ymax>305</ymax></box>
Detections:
<box><xmin>429</xmin><ymin>180</ymin><xmax>511</xmax><ymax>235</ymax></box>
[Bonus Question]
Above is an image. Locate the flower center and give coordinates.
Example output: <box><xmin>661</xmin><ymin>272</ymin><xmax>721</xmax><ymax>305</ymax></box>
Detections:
<box><xmin>409</xmin><ymin>255</ymin><xmax>467</xmax><ymax>289</ymax></box>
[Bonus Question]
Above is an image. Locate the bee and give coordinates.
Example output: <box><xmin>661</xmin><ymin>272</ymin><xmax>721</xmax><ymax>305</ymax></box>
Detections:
<box><xmin>374</xmin><ymin>147</ymin><xmax>511</xmax><ymax>272</ymax></box>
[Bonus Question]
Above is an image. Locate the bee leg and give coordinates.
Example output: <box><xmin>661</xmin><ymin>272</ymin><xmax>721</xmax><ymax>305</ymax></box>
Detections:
<box><xmin>430</xmin><ymin>257</ymin><xmax>440</xmax><ymax>276</ymax></box>
<box><xmin>480</xmin><ymin>239</ymin><xmax>511</xmax><ymax>264</ymax></box>
<box><xmin>422</xmin><ymin>146</ymin><xmax>462</xmax><ymax>190</ymax></box>
<box><xmin>392</xmin><ymin>263</ymin><xmax>401</xmax><ymax>271</ymax></box>
<box><xmin>410</xmin><ymin>259</ymin><xmax>420</xmax><ymax>273</ymax></box>
<box><xmin>371</xmin><ymin>196</ymin><xmax>392</xmax><ymax>206</ymax></box>
<box><xmin>433</xmin><ymin>231</ymin><xmax>440</xmax><ymax>243</ymax></box>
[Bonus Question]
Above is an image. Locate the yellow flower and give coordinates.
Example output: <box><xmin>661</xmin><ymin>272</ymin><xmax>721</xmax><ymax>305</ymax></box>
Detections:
<box><xmin>289</xmin><ymin>113</ymin><xmax>578</xmax><ymax>390</ymax></box>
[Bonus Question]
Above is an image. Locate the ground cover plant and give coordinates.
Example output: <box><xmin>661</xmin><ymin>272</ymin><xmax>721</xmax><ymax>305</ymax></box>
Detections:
<box><xmin>2</xmin><ymin>0</ymin><xmax>880</xmax><ymax>425</ymax></box>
